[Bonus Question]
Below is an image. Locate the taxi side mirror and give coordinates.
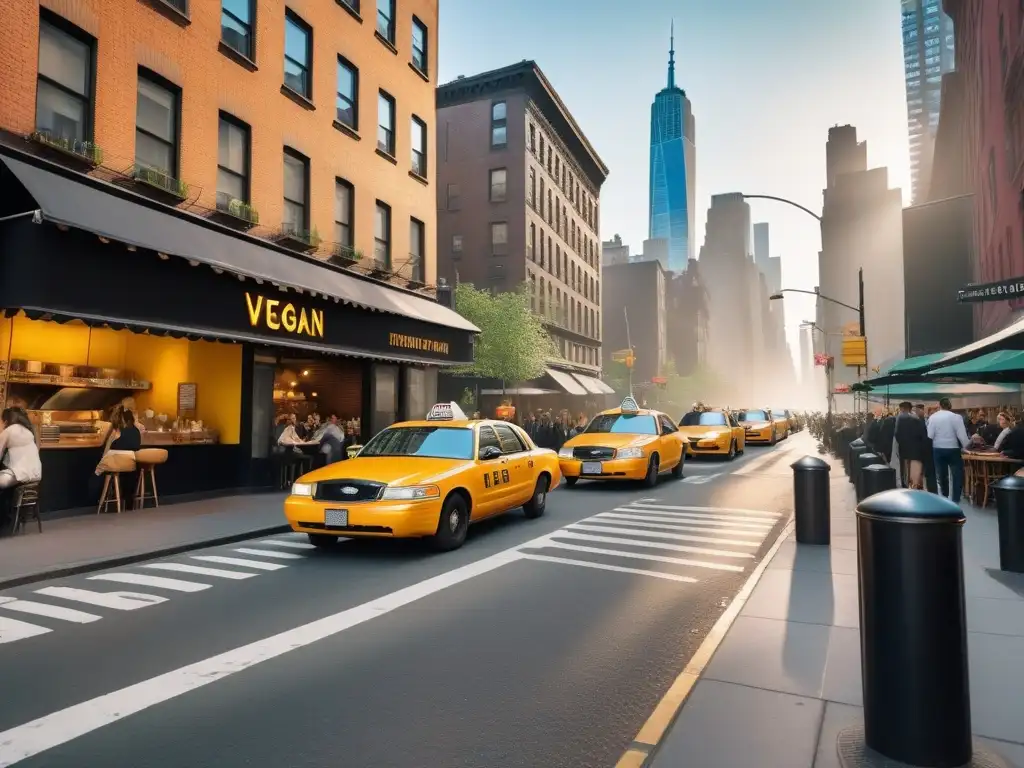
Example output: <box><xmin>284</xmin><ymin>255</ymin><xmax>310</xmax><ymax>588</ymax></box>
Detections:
<box><xmin>479</xmin><ymin>445</ymin><xmax>502</xmax><ymax>461</ymax></box>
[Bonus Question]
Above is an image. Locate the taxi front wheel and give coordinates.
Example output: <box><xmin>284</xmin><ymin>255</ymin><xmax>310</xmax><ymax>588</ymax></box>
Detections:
<box><xmin>523</xmin><ymin>475</ymin><xmax>549</xmax><ymax>519</ymax></box>
<box><xmin>430</xmin><ymin>494</ymin><xmax>469</xmax><ymax>552</ymax></box>
<box><xmin>643</xmin><ymin>456</ymin><xmax>660</xmax><ymax>488</ymax></box>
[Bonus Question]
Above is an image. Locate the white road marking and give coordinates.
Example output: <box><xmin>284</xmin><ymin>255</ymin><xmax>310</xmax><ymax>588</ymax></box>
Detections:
<box><xmin>530</xmin><ymin>540</ymin><xmax>746</xmax><ymax>572</ymax></box>
<box><xmin>682</xmin><ymin>473</ymin><xmax>722</xmax><ymax>484</ymax></box>
<box><xmin>35</xmin><ymin>587</ymin><xmax>168</xmax><ymax>611</ymax></box>
<box><xmin>88</xmin><ymin>574</ymin><xmax>211</xmax><ymax>593</ymax></box>
<box><xmin>0</xmin><ymin>600</ymin><xmax>101</xmax><ymax>624</ymax></box>
<box><xmin>232</xmin><ymin>547</ymin><xmax>305</xmax><ymax>560</ymax></box>
<box><xmin>256</xmin><ymin>539</ymin><xmax>317</xmax><ymax>550</ymax></box>
<box><xmin>0</xmin><ymin>545</ymin><xmax>528</xmax><ymax>765</ymax></box>
<box><xmin>733</xmin><ymin>440</ymin><xmax>802</xmax><ymax>475</ymax></box>
<box><xmin>586</xmin><ymin>516</ymin><xmax>767</xmax><ymax>539</ymax></box>
<box><xmin>570</xmin><ymin>523</ymin><xmax>763</xmax><ymax>547</ymax></box>
<box><xmin>626</xmin><ymin>503</ymin><xmax>781</xmax><ymax>519</ymax></box>
<box><xmin>141</xmin><ymin>563</ymin><xmax>257</xmax><ymax>580</ymax></box>
<box><xmin>552</xmin><ymin>530</ymin><xmax>754</xmax><ymax>558</ymax></box>
<box><xmin>599</xmin><ymin>511</ymin><xmax>772</xmax><ymax>531</ymax></box>
<box><xmin>191</xmin><ymin>555</ymin><xmax>288</xmax><ymax>571</ymax></box>
<box><xmin>0</xmin><ymin>617</ymin><xmax>51</xmax><ymax>644</ymax></box>
<box><xmin>520</xmin><ymin>553</ymin><xmax>699</xmax><ymax>583</ymax></box>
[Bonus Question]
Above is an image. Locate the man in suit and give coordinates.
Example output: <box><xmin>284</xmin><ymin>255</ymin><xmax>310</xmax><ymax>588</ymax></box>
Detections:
<box><xmin>895</xmin><ymin>401</ymin><xmax>926</xmax><ymax>489</ymax></box>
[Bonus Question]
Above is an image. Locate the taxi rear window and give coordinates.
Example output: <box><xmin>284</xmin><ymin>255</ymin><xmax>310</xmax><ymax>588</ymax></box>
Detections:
<box><xmin>681</xmin><ymin>412</ymin><xmax>727</xmax><ymax>427</ymax></box>
<box><xmin>585</xmin><ymin>414</ymin><xmax>658</xmax><ymax>435</ymax></box>
<box><xmin>736</xmin><ymin>410</ymin><xmax>768</xmax><ymax>422</ymax></box>
<box><xmin>360</xmin><ymin>426</ymin><xmax>473</xmax><ymax>460</ymax></box>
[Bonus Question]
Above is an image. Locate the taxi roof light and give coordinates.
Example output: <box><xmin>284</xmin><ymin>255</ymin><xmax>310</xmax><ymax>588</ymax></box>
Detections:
<box><xmin>620</xmin><ymin>395</ymin><xmax>640</xmax><ymax>413</ymax></box>
<box><xmin>426</xmin><ymin>401</ymin><xmax>468</xmax><ymax>421</ymax></box>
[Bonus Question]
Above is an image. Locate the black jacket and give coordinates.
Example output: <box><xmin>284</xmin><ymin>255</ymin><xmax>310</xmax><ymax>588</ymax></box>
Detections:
<box><xmin>894</xmin><ymin>413</ymin><xmax>927</xmax><ymax>462</ymax></box>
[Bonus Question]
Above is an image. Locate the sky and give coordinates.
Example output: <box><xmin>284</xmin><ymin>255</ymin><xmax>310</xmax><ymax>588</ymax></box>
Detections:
<box><xmin>437</xmin><ymin>0</ymin><xmax>912</xmax><ymax>376</ymax></box>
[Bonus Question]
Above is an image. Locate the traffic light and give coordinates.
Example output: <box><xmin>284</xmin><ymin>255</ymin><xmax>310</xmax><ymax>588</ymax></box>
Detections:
<box><xmin>841</xmin><ymin>336</ymin><xmax>867</xmax><ymax>367</ymax></box>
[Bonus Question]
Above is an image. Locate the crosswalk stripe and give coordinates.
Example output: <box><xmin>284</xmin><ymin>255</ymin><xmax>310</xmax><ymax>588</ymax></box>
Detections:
<box><xmin>597</xmin><ymin>510</ymin><xmax>770</xmax><ymax>531</ymax></box>
<box><xmin>0</xmin><ymin>600</ymin><xmax>101</xmax><ymax>624</ymax></box>
<box><xmin>192</xmin><ymin>555</ymin><xmax>288</xmax><ymax>571</ymax></box>
<box><xmin>0</xmin><ymin>616</ymin><xmax>51</xmax><ymax>643</ymax></box>
<box><xmin>586</xmin><ymin>516</ymin><xmax>767</xmax><ymax>539</ymax></box>
<box><xmin>88</xmin><ymin>574</ymin><xmax>211</xmax><ymax>593</ymax></box>
<box><xmin>532</xmin><ymin>540</ymin><xmax>746</xmax><ymax>572</ymax></box>
<box><xmin>567</xmin><ymin>525</ymin><xmax>758</xmax><ymax>548</ymax></box>
<box><xmin>257</xmin><ymin>539</ymin><xmax>317</xmax><ymax>550</ymax></box>
<box><xmin>232</xmin><ymin>547</ymin><xmax>305</xmax><ymax>560</ymax></box>
<box><xmin>141</xmin><ymin>563</ymin><xmax>257</xmax><ymax>580</ymax></box>
<box><xmin>614</xmin><ymin>507</ymin><xmax>776</xmax><ymax>525</ymax></box>
<box><xmin>35</xmin><ymin>587</ymin><xmax>168</xmax><ymax>610</ymax></box>
<box><xmin>627</xmin><ymin>503</ymin><xmax>780</xmax><ymax>519</ymax></box>
<box><xmin>553</xmin><ymin>530</ymin><xmax>753</xmax><ymax>559</ymax></box>
<box><xmin>520</xmin><ymin>553</ymin><xmax>699</xmax><ymax>583</ymax></box>
<box><xmin>682</xmin><ymin>474</ymin><xmax>722</xmax><ymax>484</ymax></box>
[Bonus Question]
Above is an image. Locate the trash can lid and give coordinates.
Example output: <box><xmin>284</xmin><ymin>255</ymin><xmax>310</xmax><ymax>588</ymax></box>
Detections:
<box><xmin>849</xmin><ymin>438</ymin><xmax>865</xmax><ymax>448</ymax></box>
<box><xmin>856</xmin><ymin>452</ymin><xmax>882</xmax><ymax>464</ymax></box>
<box><xmin>994</xmin><ymin>474</ymin><xmax>1024</xmax><ymax>491</ymax></box>
<box><xmin>791</xmin><ymin>455</ymin><xmax>831</xmax><ymax>471</ymax></box>
<box><xmin>857</xmin><ymin>489</ymin><xmax>965</xmax><ymax>522</ymax></box>
<box><xmin>863</xmin><ymin>463</ymin><xmax>894</xmax><ymax>472</ymax></box>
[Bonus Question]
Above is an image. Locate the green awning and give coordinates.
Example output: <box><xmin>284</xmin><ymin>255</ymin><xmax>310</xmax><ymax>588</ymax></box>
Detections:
<box><xmin>883</xmin><ymin>353</ymin><xmax>947</xmax><ymax>374</ymax></box>
<box><xmin>929</xmin><ymin>350</ymin><xmax>1024</xmax><ymax>377</ymax></box>
<box><xmin>868</xmin><ymin>382</ymin><xmax>1021</xmax><ymax>399</ymax></box>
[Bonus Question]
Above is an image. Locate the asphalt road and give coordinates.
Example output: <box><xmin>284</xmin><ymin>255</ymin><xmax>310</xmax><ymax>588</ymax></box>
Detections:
<box><xmin>0</xmin><ymin>434</ymin><xmax>814</xmax><ymax>768</ymax></box>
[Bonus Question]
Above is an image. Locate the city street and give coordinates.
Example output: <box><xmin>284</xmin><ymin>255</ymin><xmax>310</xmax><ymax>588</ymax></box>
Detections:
<box><xmin>0</xmin><ymin>437</ymin><xmax>808</xmax><ymax>768</ymax></box>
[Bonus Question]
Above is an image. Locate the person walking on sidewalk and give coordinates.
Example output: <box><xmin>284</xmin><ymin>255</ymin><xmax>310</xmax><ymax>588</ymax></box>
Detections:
<box><xmin>914</xmin><ymin>403</ymin><xmax>938</xmax><ymax>493</ymax></box>
<box><xmin>927</xmin><ymin>397</ymin><xmax>970</xmax><ymax>503</ymax></box>
<box><xmin>895</xmin><ymin>401</ymin><xmax>926</xmax><ymax>489</ymax></box>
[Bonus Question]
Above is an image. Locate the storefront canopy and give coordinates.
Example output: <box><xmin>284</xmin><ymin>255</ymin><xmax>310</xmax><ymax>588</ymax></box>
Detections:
<box><xmin>0</xmin><ymin>154</ymin><xmax>478</xmax><ymax>334</ymax></box>
<box><xmin>864</xmin><ymin>352</ymin><xmax>947</xmax><ymax>386</ymax></box>
<box><xmin>867</xmin><ymin>382</ymin><xmax>1022</xmax><ymax>399</ymax></box>
<box><xmin>545</xmin><ymin>368</ymin><xmax>588</xmax><ymax>396</ymax></box>
<box><xmin>570</xmin><ymin>372</ymin><xmax>615</xmax><ymax>395</ymax></box>
<box><xmin>927</xmin><ymin>350</ymin><xmax>1024</xmax><ymax>382</ymax></box>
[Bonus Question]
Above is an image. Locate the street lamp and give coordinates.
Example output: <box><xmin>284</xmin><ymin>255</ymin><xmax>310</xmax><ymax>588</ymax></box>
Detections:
<box><xmin>769</xmin><ymin>268</ymin><xmax>865</xmax><ymax>337</ymax></box>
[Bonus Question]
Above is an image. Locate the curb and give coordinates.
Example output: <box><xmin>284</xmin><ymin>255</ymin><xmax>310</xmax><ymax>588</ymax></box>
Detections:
<box><xmin>0</xmin><ymin>524</ymin><xmax>292</xmax><ymax>590</ymax></box>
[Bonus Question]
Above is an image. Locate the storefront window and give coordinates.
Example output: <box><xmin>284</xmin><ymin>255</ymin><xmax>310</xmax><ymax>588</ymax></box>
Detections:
<box><xmin>371</xmin><ymin>364</ymin><xmax>398</xmax><ymax>436</ymax></box>
<box><xmin>403</xmin><ymin>367</ymin><xmax>437</xmax><ymax>421</ymax></box>
<box><xmin>271</xmin><ymin>358</ymin><xmax>364</xmax><ymax>446</ymax></box>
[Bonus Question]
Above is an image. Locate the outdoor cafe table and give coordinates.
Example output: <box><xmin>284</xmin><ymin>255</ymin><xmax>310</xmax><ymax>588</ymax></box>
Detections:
<box><xmin>962</xmin><ymin>451</ymin><xmax>1024</xmax><ymax>506</ymax></box>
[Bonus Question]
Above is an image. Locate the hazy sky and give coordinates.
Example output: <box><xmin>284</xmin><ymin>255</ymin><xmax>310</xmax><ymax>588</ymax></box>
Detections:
<box><xmin>438</xmin><ymin>0</ymin><xmax>912</xmax><ymax>370</ymax></box>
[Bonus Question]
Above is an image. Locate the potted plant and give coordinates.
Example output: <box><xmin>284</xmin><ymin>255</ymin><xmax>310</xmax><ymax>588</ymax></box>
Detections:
<box><xmin>29</xmin><ymin>131</ymin><xmax>103</xmax><ymax>166</ymax></box>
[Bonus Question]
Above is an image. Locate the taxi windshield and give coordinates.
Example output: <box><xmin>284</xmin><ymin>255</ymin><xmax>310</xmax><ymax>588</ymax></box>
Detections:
<box><xmin>359</xmin><ymin>426</ymin><xmax>473</xmax><ymax>460</ymax></box>
<box><xmin>736</xmin><ymin>410</ymin><xmax>768</xmax><ymax>422</ymax></box>
<box><xmin>681</xmin><ymin>412</ymin><xmax>727</xmax><ymax>427</ymax></box>
<box><xmin>585</xmin><ymin>413</ymin><xmax>658</xmax><ymax>435</ymax></box>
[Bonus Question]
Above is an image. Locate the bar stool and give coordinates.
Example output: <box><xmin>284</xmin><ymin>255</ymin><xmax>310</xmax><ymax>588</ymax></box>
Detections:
<box><xmin>11</xmin><ymin>481</ymin><xmax>41</xmax><ymax>534</ymax></box>
<box><xmin>134</xmin><ymin>448</ymin><xmax>169</xmax><ymax>509</ymax></box>
<box><xmin>97</xmin><ymin>453</ymin><xmax>137</xmax><ymax>514</ymax></box>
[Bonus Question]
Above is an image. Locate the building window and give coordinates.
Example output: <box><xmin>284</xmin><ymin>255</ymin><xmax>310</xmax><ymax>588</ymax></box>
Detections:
<box><xmin>336</xmin><ymin>57</ymin><xmax>358</xmax><ymax>129</ymax></box>
<box><xmin>529</xmin><ymin>167</ymin><xmax>536</xmax><ymax>207</ymax></box>
<box><xmin>446</xmin><ymin>183</ymin><xmax>461</xmax><ymax>210</ymax></box>
<box><xmin>36</xmin><ymin>16</ymin><xmax>94</xmax><ymax>142</ymax></box>
<box><xmin>217</xmin><ymin>113</ymin><xmax>250</xmax><ymax>207</ymax></box>
<box><xmin>376</xmin><ymin>0</ymin><xmax>395</xmax><ymax>43</ymax></box>
<box><xmin>529</xmin><ymin>223</ymin><xmax>536</xmax><ymax>261</ymax></box>
<box><xmin>411</xmin><ymin>116</ymin><xmax>427</xmax><ymax>177</ymax></box>
<box><xmin>377</xmin><ymin>90</ymin><xmax>395</xmax><ymax>156</ymax></box>
<box><xmin>374</xmin><ymin>201</ymin><xmax>392</xmax><ymax>267</ymax></box>
<box><xmin>452</xmin><ymin>234</ymin><xmax>463</xmax><ymax>253</ymax></box>
<box><xmin>539</xmin><ymin>178</ymin><xmax>545</xmax><ymax>215</ymax></box>
<box><xmin>135</xmin><ymin>73</ymin><xmax>179</xmax><ymax>176</ymax></box>
<box><xmin>491</xmin><ymin>222</ymin><xmax>508</xmax><ymax>249</ymax></box>
<box><xmin>340</xmin><ymin>0</ymin><xmax>360</xmax><ymax>12</ymax></box>
<box><xmin>284</xmin><ymin>10</ymin><xmax>312</xmax><ymax>99</ymax></box>
<box><xmin>334</xmin><ymin>179</ymin><xmax>354</xmax><ymax>251</ymax></box>
<box><xmin>411</xmin><ymin>16</ymin><xmax>428</xmax><ymax>74</ymax></box>
<box><xmin>409</xmin><ymin>218</ymin><xmax>425</xmax><ymax>282</ymax></box>
<box><xmin>221</xmin><ymin>0</ymin><xmax>254</xmax><ymax>60</ymax></box>
<box><xmin>282</xmin><ymin>148</ymin><xmax>309</xmax><ymax>234</ymax></box>
<box><xmin>490</xmin><ymin>168</ymin><xmax>507</xmax><ymax>202</ymax></box>
<box><xmin>529</xmin><ymin>124</ymin><xmax>536</xmax><ymax>152</ymax></box>
<box><xmin>491</xmin><ymin>101</ymin><xmax>507</xmax><ymax>147</ymax></box>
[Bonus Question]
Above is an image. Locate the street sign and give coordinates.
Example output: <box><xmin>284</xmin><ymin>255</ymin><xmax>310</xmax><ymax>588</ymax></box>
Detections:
<box><xmin>651</xmin><ymin>376</ymin><xmax>667</xmax><ymax>384</ymax></box>
<box><xmin>958</xmin><ymin>277</ymin><xmax>1024</xmax><ymax>303</ymax></box>
<box><xmin>833</xmin><ymin>384</ymin><xmax>851</xmax><ymax>394</ymax></box>
<box><xmin>841</xmin><ymin>336</ymin><xmax>867</xmax><ymax>367</ymax></box>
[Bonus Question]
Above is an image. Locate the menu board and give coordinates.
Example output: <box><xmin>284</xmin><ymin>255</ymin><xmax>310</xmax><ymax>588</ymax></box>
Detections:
<box><xmin>177</xmin><ymin>382</ymin><xmax>197</xmax><ymax>416</ymax></box>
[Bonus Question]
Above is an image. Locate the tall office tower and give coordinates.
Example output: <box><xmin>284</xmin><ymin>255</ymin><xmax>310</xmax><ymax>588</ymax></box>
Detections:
<box><xmin>648</xmin><ymin>22</ymin><xmax>696</xmax><ymax>272</ymax></box>
<box><xmin>901</xmin><ymin>0</ymin><xmax>955</xmax><ymax>203</ymax></box>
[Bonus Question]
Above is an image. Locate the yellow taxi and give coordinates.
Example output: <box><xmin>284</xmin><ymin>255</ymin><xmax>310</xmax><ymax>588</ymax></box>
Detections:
<box><xmin>284</xmin><ymin>402</ymin><xmax>562</xmax><ymax>552</ymax></box>
<box><xmin>557</xmin><ymin>396</ymin><xmax>686</xmax><ymax>487</ymax></box>
<box><xmin>734</xmin><ymin>408</ymin><xmax>779</xmax><ymax>445</ymax></box>
<box><xmin>677</xmin><ymin>405</ymin><xmax>746</xmax><ymax>459</ymax></box>
<box><xmin>772</xmin><ymin>408</ymin><xmax>793</xmax><ymax>439</ymax></box>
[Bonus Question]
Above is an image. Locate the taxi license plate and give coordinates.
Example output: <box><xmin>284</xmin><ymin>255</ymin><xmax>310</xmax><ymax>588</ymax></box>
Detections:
<box><xmin>325</xmin><ymin>508</ymin><xmax>349</xmax><ymax>527</ymax></box>
<box><xmin>581</xmin><ymin>462</ymin><xmax>602</xmax><ymax>475</ymax></box>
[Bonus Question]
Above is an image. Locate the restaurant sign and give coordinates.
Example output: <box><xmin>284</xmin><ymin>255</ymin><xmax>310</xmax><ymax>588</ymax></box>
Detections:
<box><xmin>389</xmin><ymin>333</ymin><xmax>450</xmax><ymax>356</ymax></box>
<box><xmin>957</xmin><ymin>277</ymin><xmax>1024</xmax><ymax>303</ymax></box>
<box><xmin>245</xmin><ymin>292</ymin><xmax>324</xmax><ymax>339</ymax></box>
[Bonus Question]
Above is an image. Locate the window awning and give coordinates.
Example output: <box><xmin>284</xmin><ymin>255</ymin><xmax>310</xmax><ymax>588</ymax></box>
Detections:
<box><xmin>570</xmin><ymin>373</ymin><xmax>607</xmax><ymax>395</ymax></box>
<box><xmin>867</xmin><ymin>382</ymin><xmax>1021</xmax><ymax>399</ymax></box>
<box><xmin>545</xmin><ymin>367</ymin><xmax>588</xmax><ymax>396</ymax></box>
<box><xmin>0</xmin><ymin>154</ymin><xmax>478</xmax><ymax>334</ymax></box>
<box><xmin>481</xmin><ymin>387</ymin><xmax>558</xmax><ymax>396</ymax></box>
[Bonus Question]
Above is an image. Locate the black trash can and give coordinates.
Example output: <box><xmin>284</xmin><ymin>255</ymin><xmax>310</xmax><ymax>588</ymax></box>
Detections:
<box><xmin>792</xmin><ymin>456</ymin><xmax>831</xmax><ymax>545</ymax></box>
<box><xmin>855</xmin><ymin>452</ymin><xmax>882</xmax><ymax>502</ymax></box>
<box><xmin>862</xmin><ymin>464</ymin><xmax>897</xmax><ymax>500</ymax></box>
<box><xmin>846</xmin><ymin>437</ymin><xmax>865</xmax><ymax>477</ymax></box>
<box><xmin>995</xmin><ymin>475</ymin><xmax>1024</xmax><ymax>574</ymax></box>
<box><xmin>848</xmin><ymin>442</ymin><xmax>868</xmax><ymax>485</ymax></box>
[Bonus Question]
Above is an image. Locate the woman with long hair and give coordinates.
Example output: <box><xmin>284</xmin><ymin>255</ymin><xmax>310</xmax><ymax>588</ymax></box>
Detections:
<box><xmin>0</xmin><ymin>406</ymin><xmax>41</xmax><ymax>490</ymax></box>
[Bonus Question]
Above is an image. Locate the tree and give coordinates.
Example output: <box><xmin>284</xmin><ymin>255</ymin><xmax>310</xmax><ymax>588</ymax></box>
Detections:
<box><xmin>452</xmin><ymin>283</ymin><xmax>557</xmax><ymax>390</ymax></box>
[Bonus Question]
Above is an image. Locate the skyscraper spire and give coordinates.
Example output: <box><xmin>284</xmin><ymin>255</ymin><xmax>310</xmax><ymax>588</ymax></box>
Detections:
<box><xmin>667</xmin><ymin>20</ymin><xmax>675</xmax><ymax>88</ymax></box>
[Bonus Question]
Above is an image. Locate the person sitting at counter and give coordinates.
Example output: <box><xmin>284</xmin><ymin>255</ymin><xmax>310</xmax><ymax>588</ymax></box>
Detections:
<box><xmin>95</xmin><ymin>408</ymin><xmax>142</xmax><ymax>476</ymax></box>
<box><xmin>0</xmin><ymin>407</ymin><xmax>42</xmax><ymax>490</ymax></box>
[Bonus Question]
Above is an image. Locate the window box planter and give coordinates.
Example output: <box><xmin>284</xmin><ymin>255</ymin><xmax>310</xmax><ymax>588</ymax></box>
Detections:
<box><xmin>328</xmin><ymin>246</ymin><xmax>363</xmax><ymax>267</ymax></box>
<box><xmin>274</xmin><ymin>227</ymin><xmax>321</xmax><ymax>253</ymax></box>
<box><xmin>211</xmin><ymin>193</ymin><xmax>259</xmax><ymax>229</ymax></box>
<box><xmin>29</xmin><ymin>131</ymin><xmax>103</xmax><ymax>168</ymax></box>
<box><xmin>369</xmin><ymin>261</ymin><xmax>391</xmax><ymax>279</ymax></box>
<box><xmin>132</xmin><ymin>165</ymin><xmax>189</xmax><ymax>202</ymax></box>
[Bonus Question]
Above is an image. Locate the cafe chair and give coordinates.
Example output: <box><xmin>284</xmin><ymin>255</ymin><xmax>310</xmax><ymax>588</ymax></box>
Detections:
<box><xmin>97</xmin><ymin>453</ymin><xmax>137</xmax><ymax>514</ymax></box>
<box><xmin>11</xmin><ymin>481</ymin><xmax>41</xmax><ymax>534</ymax></box>
<box><xmin>134</xmin><ymin>448</ymin><xmax>169</xmax><ymax>509</ymax></box>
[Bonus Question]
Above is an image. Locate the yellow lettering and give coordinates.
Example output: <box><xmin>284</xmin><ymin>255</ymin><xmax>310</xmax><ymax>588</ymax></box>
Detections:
<box><xmin>265</xmin><ymin>299</ymin><xmax>281</xmax><ymax>330</ymax></box>
<box><xmin>297</xmin><ymin>308</ymin><xmax>311</xmax><ymax>336</ymax></box>
<box><xmin>245</xmin><ymin>293</ymin><xmax>263</xmax><ymax>328</ymax></box>
<box><xmin>281</xmin><ymin>303</ymin><xmax>297</xmax><ymax>332</ymax></box>
<box><xmin>311</xmin><ymin>309</ymin><xmax>324</xmax><ymax>338</ymax></box>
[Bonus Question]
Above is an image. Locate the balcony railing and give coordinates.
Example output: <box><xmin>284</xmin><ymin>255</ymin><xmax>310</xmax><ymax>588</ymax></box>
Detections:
<box><xmin>132</xmin><ymin>165</ymin><xmax>189</xmax><ymax>200</ymax></box>
<box><xmin>30</xmin><ymin>131</ymin><xmax>103</xmax><ymax>166</ymax></box>
<box><xmin>215</xmin><ymin>192</ymin><xmax>259</xmax><ymax>227</ymax></box>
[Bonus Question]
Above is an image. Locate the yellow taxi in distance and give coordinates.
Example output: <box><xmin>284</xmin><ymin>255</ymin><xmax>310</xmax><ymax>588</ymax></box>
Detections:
<box><xmin>678</xmin><ymin>407</ymin><xmax>745</xmax><ymax>459</ymax></box>
<box><xmin>558</xmin><ymin>396</ymin><xmax>685</xmax><ymax>487</ymax></box>
<box><xmin>771</xmin><ymin>408</ymin><xmax>791</xmax><ymax>440</ymax></box>
<box><xmin>734</xmin><ymin>408</ymin><xmax>779</xmax><ymax>445</ymax></box>
<box><xmin>284</xmin><ymin>403</ymin><xmax>562</xmax><ymax>552</ymax></box>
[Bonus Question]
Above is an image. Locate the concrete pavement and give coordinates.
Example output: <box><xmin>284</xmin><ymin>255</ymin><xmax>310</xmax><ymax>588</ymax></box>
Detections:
<box><xmin>0</xmin><ymin>438</ymin><xmax>805</xmax><ymax>767</ymax></box>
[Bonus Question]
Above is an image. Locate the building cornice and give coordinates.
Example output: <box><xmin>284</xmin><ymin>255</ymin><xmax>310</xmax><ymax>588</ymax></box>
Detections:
<box><xmin>526</xmin><ymin>102</ymin><xmax>599</xmax><ymax>199</ymax></box>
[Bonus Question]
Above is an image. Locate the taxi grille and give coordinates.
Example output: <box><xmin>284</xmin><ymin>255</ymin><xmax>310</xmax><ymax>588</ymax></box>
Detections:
<box><xmin>314</xmin><ymin>480</ymin><xmax>386</xmax><ymax>503</ymax></box>
<box><xmin>572</xmin><ymin>446</ymin><xmax>615</xmax><ymax>460</ymax></box>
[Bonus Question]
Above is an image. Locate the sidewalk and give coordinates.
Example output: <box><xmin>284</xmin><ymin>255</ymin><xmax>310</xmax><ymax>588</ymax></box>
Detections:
<box><xmin>650</xmin><ymin>453</ymin><xmax>1024</xmax><ymax>768</ymax></box>
<box><xmin>0</xmin><ymin>493</ymin><xmax>288</xmax><ymax>589</ymax></box>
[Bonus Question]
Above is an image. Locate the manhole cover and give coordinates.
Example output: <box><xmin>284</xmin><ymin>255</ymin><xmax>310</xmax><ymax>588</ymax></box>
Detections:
<box><xmin>837</xmin><ymin>725</ymin><xmax>1011</xmax><ymax>768</ymax></box>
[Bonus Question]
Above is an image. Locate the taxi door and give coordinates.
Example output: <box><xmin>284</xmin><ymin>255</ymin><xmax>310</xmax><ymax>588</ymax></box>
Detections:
<box><xmin>474</xmin><ymin>425</ymin><xmax>511</xmax><ymax>518</ymax></box>
<box><xmin>657</xmin><ymin>413</ymin><xmax>685</xmax><ymax>469</ymax></box>
<box><xmin>492</xmin><ymin>423</ymin><xmax>532</xmax><ymax>505</ymax></box>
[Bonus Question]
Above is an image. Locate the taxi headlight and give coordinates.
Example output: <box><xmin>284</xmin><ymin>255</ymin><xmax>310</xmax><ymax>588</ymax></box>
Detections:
<box><xmin>381</xmin><ymin>485</ymin><xmax>441</xmax><ymax>501</ymax></box>
<box><xmin>616</xmin><ymin>447</ymin><xmax>644</xmax><ymax>459</ymax></box>
<box><xmin>291</xmin><ymin>482</ymin><xmax>316</xmax><ymax>497</ymax></box>
<box><xmin>557</xmin><ymin>447</ymin><xmax>574</xmax><ymax>458</ymax></box>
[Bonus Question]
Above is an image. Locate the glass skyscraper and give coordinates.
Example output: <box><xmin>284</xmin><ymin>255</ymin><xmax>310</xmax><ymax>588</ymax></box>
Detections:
<box><xmin>649</xmin><ymin>23</ymin><xmax>696</xmax><ymax>273</ymax></box>
<box><xmin>901</xmin><ymin>0</ymin><xmax>955</xmax><ymax>203</ymax></box>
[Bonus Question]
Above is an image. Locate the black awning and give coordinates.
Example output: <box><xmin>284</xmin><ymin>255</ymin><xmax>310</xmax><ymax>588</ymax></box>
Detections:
<box><xmin>0</xmin><ymin>153</ymin><xmax>478</xmax><ymax>334</ymax></box>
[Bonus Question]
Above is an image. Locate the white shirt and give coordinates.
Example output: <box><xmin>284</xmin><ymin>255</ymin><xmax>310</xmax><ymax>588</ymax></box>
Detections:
<box><xmin>0</xmin><ymin>423</ymin><xmax>42</xmax><ymax>483</ymax></box>
<box><xmin>927</xmin><ymin>410</ymin><xmax>970</xmax><ymax>450</ymax></box>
